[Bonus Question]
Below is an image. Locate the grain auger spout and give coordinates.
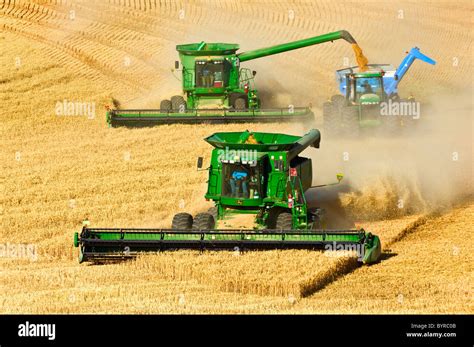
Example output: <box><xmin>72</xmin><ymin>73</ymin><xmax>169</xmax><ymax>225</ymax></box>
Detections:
<box><xmin>237</xmin><ymin>30</ymin><xmax>367</xmax><ymax>69</ymax></box>
<box><xmin>74</xmin><ymin>129</ymin><xmax>382</xmax><ymax>265</ymax></box>
<box><xmin>107</xmin><ymin>30</ymin><xmax>368</xmax><ymax>127</ymax></box>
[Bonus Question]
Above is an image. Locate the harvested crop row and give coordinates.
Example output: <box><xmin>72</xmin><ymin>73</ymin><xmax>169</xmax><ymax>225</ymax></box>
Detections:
<box><xmin>0</xmin><ymin>259</ymin><xmax>291</xmax><ymax>314</ymax></box>
<box><xmin>130</xmin><ymin>250</ymin><xmax>359</xmax><ymax>298</ymax></box>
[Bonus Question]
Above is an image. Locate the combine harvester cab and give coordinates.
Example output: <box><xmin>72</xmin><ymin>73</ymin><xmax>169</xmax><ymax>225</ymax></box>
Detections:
<box><xmin>324</xmin><ymin>47</ymin><xmax>436</xmax><ymax>135</ymax></box>
<box><xmin>107</xmin><ymin>30</ymin><xmax>368</xmax><ymax>127</ymax></box>
<box><xmin>74</xmin><ymin>129</ymin><xmax>381</xmax><ymax>265</ymax></box>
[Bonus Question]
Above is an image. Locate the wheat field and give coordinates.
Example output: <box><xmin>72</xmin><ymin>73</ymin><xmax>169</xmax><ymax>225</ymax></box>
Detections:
<box><xmin>1</xmin><ymin>0</ymin><xmax>473</xmax><ymax>313</ymax></box>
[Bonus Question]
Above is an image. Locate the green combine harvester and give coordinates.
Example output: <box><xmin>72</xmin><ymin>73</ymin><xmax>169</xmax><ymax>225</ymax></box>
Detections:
<box><xmin>107</xmin><ymin>30</ymin><xmax>366</xmax><ymax>126</ymax></box>
<box><xmin>74</xmin><ymin>129</ymin><xmax>381</xmax><ymax>264</ymax></box>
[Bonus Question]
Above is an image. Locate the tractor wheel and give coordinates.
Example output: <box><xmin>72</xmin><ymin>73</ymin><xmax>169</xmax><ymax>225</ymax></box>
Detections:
<box><xmin>342</xmin><ymin>106</ymin><xmax>360</xmax><ymax>137</ymax></box>
<box><xmin>171</xmin><ymin>95</ymin><xmax>186</xmax><ymax>112</ymax></box>
<box><xmin>323</xmin><ymin>101</ymin><xmax>340</xmax><ymax>136</ymax></box>
<box><xmin>192</xmin><ymin>213</ymin><xmax>215</xmax><ymax>230</ymax></box>
<box><xmin>331</xmin><ymin>95</ymin><xmax>346</xmax><ymax>113</ymax></box>
<box><xmin>171</xmin><ymin>212</ymin><xmax>193</xmax><ymax>229</ymax></box>
<box><xmin>160</xmin><ymin>99</ymin><xmax>172</xmax><ymax>111</ymax></box>
<box><xmin>234</xmin><ymin>97</ymin><xmax>247</xmax><ymax>110</ymax></box>
<box><xmin>275</xmin><ymin>212</ymin><xmax>293</xmax><ymax>230</ymax></box>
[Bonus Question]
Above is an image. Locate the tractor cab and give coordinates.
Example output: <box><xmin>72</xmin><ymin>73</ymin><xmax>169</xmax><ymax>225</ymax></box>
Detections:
<box><xmin>336</xmin><ymin>64</ymin><xmax>396</xmax><ymax>105</ymax></box>
<box><xmin>345</xmin><ymin>72</ymin><xmax>385</xmax><ymax>105</ymax></box>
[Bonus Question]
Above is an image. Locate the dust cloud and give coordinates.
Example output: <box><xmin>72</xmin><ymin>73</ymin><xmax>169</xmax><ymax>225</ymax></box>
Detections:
<box><xmin>304</xmin><ymin>90</ymin><xmax>472</xmax><ymax>225</ymax></box>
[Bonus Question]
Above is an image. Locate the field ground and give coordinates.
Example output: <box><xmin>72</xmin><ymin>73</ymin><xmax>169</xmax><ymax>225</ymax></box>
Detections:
<box><xmin>0</xmin><ymin>0</ymin><xmax>472</xmax><ymax>313</ymax></box>
<box><xmin>1</xmin><ymin>203</ymin><xmax>472</xmax><ymax>313</ymax></box>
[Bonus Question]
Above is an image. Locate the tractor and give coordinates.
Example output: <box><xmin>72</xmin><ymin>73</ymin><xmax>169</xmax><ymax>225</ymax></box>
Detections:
<box><xmin>323</xmin><ymin>47</ymin><xmax>436</xmax><ymax>135</ymax></box>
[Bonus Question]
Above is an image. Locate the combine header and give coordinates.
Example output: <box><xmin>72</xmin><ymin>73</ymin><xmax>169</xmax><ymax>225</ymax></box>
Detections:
<box><xmin>107</xmin><ymin>30</ymin><xmax>368</xmax><ymax>126</ymax></box>
<box><xmin>74</xmin><ymin>129</ymin><xmax>381</xmax><ymax>264</ymax></box>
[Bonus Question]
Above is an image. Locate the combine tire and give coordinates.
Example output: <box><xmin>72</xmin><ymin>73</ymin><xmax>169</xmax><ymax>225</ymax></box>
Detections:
<box><xmin>207</xmin><ymin>207</ymin><xmax>218</xmax><ymax>220</ymax></box>
<box><xmin>323</xmin><ymin>101</ymin><xmax>340</xmax><ymax>136</ymax></box>
<box><xmin>160</xmin><ymin>99</ymin><xmax>172</xmax><ymax>111</ymax></box>
<box><xmin>234</xmin><ymin>97</ymin><xmax>247</xmax><ymax>110</ymax></box>
<box><xmin>171</xmin><ymin>95</ymin><xmax>186</xmax><ymax>112</ymax></box>
<box><xmin>275</xmin><ymin>212</ymin><xmax>293</xmax><ymax>230</ymax></box>
<box><xmin>342</xmin><ymin>106</ymin><xmax>360</xmax><ymax>137</ymax></box>
<box><xmin>172</xmin><ymin>213</ymin><xmax>193</xmax><ymax>229</ymax></box>
<box><xmin>192</xmin><ymin>213</ymin><xmax>215</xmax><ymax>230</ymax></box>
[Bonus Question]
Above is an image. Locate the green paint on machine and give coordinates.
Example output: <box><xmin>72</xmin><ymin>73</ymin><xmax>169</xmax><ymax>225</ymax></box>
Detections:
<box><xmin>106</xmin><ymin>30</ymin><xmax>363</xmax><ymax>127</ymax></box>
<box><xmin>74</xmin><ymin>129</ymin><xmax>382</xmax><ymax>265</ymax></box>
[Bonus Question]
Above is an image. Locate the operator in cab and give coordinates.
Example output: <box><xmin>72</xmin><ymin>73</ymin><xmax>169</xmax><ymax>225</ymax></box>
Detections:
<box><xmin>230</xmin><ymin>165</ymin><xmax>249</xmax><ymax>198</ymax></box>
<box><xmin>362</xmin><ymin>80</ymin><xmax>373</xmax><ymax>94</ymax></box>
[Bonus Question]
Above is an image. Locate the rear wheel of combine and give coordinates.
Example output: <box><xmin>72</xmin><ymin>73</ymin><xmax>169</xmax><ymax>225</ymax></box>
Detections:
<box><xmin>275</xmin><ymin>212</ymin><xmax>293</xmax><ymax>230</ymax></box>
<box><xmin>234</xmin><ymin>97</ymin><xmax>247</xmax><ymax>110</ymax></box>
<box><xmin>160</xmin><ymin>99</ymin><xmax>172</xmax><ymax>111</ymax></box>
<box><xmin>171</xmin><ymin>212</ymin><xmax>193</xmax><ymax>229</ymax></box>
<box><xmin>192</xmin><ymin>213</ymin><xmax>215</xmax><ymax>230</ymax></box>
<box><xmin>323</xmin><ymin>101</ymin><xmax>340</xmax><ymax>136</ymax></box>
<box><xmin>342</xmin><ymin>106</ymin><xmax>360</xmax><ymax>137</ymax></box>
<box><xmin>171</xmin><ymin>95</ymin><xmax>186</xmax><ymax>112</ymax></box>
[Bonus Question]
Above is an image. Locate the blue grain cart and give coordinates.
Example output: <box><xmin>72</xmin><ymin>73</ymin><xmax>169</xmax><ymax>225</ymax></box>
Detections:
<box><xmin>324</xmin><ymin>47</ymin><xmax>436</xmax><ymax>135</ymax></box>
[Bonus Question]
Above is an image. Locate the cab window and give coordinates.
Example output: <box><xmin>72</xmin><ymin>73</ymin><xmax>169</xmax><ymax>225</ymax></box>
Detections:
<box><xmin>195</xmin><ymin>60</ymin><xmax>229</xmax><ymax>88</ymax></box>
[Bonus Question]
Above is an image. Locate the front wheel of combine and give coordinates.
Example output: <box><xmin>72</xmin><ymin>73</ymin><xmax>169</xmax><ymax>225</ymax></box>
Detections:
<box><xmin>171</xmin><ymin>212</ymin><xmax>193</xmax><ymax>229</ymax></box>
<box><xmin>342</xmin><ymin>106</ymin><xmax>360</xmax><ymax>137</ymax></box>
<box><xmin>160</xmin><ymin>99</ymin><xmax>172</xmax><ymax>111</ymax></box>
<box><xmin>192</xmin><ymin>213</ymin><xmax>215</xmax><ymax>230</ymax></box>
<box><xmin>275</xmin><ymin>212</ymin><xmax>293</xmax><ymax>230</ymax></box>
<box><xmin>323</xmin><ymin>101</ymin><xmax>340</xmax><ymax>136</ymax></box>
<box><xmin>233</xmin><ymin>97</ymin><xmax>247</xmax><ymax>110</ymax></box>
<box><xmin>171</xmin><ymin>95</ymin><xmax>186</xmax><ymax>112</ymax></box>
<box><xmin>207</xmin><ymin>207</ymin><xmax>218</xmax><ymax>220</ymax></box>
